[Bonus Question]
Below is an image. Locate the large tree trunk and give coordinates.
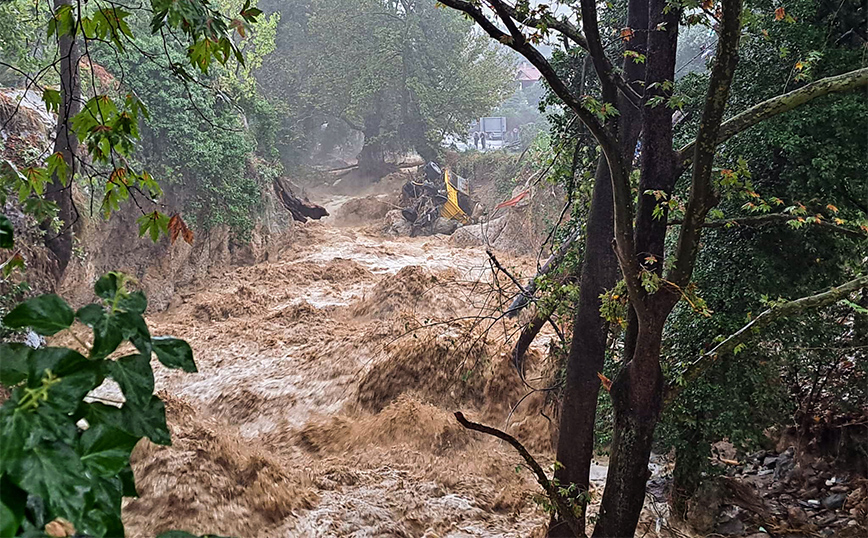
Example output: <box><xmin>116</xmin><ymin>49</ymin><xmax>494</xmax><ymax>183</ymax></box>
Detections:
<box><xmin>357</xmin><ymin>101</ymin><xmax>389</xmax><ymax>178</ymax></box>
<box><xmin>592</xmin><ymin>0</ymin><xmax>680</xmax><ymax>533</ymax></box>
<box><xmin>592</xmin><ymin>321</ymin><xmax>666</xmax><ymax>537</ymax></box>
<box><xmin>547</xmin><ymin>2</ymin><xmax>648</xmax><ymax>534</ymax></box>
<box><xmin>43</xmin><ymin>0</ymin><xmax>80</xmax><ymax>279</ymax></box>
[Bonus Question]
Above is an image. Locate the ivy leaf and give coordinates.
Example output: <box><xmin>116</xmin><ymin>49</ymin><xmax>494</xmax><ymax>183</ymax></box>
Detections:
<box><xmin>3</xmin><ymin>295</ymin><xmax>74</xmax><ymax>336</ymax></box>
<box><xmin>0</xmin><ymin>215</ymin><xmax>13</xmax><ymax>249</ymax></box>
<box><xmin>78</xmin><ymin>423</ymin><xmax>139</xmax><ymax>477</ymax></box>
<box><xmin>105</xmin><ymin>354</ymin><xmax>154</xmax><ymax>407</ymax></box>
<box><xmin>0</xmin><ymin>343</ymin><xmax>30</xmax><ymax>387</ymax></box>
<box><xmin>152</xmin><ymin>337</ymin><xmax>197</xmax><ymax>372</ymax></box>
<box><xmin>4</xmin><ymin>442</ymin><xmax>91</xmax><ymax>526</ymax></box>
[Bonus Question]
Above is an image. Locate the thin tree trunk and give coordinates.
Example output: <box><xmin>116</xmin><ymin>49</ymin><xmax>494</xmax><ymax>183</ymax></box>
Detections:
<box><xmin>43</xmin><ymin>0</ymin><xmax>80</xmax><ymax>279</ymax></box>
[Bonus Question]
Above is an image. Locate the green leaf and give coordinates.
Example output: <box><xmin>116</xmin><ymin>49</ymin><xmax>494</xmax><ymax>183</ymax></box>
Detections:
<box><xmin>116</xmin><ymin>311</ymin><xmax>152</xmax><ymax>356</ymax></box>
<box><xmin>135</xmin><ymin>211</ymin><xmax>170</xmax><ymax>242</ymax></box>
<box><xmin>0</xmin><ymin>344</ymin><xmax>30</xmax><ymax>387</ymax></box>
<box><xmin>90</xmin><ymin>316</ymin><xmax>123</xmax><ymax>360</ymax></box>
<box><xmin>28</xmin><ymin>348</ymin><xmax>101</xmax><ymax>414</ymax></box>
<box><xmin>105</xmin><ymin>354</ymin><xmax>154</xmax><ymax>407</ymax></box>
<box><xmin>94</xmin><ymin>272</ymin><xmax>124</xmax><ymax>302</ymax></box>
<box><xmin>118</xmin><ymin>291</ymin><xmax>147</xmax><ymax>315</ymax></box>
<box><xmin>152</xmin><ymin>337</ymin><xmax>197</xmax><ymax>372</ymax></box>
<box><xmin>0</xmin><ymin>474</ymin><xmax>26</xmax><ymax>537</ymax></box>
<box><xmin>78</xmin><ymin>423</ymin><xmax>139</xmax><ymax>477</ymax></box>
<box><xmin>3</xmin><ymin>295</ymin><xmax>74</xmax><ymax>336</ymax></box>
<box><xmin>5</xmin><ymin>442</ymin><xmax>90</xmax><ymax>525</ymax></box>
<box><xmin>118</xmin><ymin>465</ymin><xmax>138</xmax><ymax>497</ymax></box>
<box><xmin>41</xmin><ymin>89</ymin><xmax>61</xmax><ymax>115</ymax></box>
<box><xmin>0</xmin><ymin>215</ymin><xmax>12</xmax><ymax>249</ymax></box>
<box><xmin>46</xmin><ymin>153</ymin><xmax>69</xmax><ymax>187</ymax></box>
<box><xmin>75</xmin><ymin>304</ymin><xmax>105</xmax><ymax>327</ymax></box>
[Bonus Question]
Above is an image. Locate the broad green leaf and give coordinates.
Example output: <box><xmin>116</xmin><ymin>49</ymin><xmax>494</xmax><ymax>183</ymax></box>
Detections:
<box><xmin>3</xmin><ymin>295</ymin><xmax>74</xmax><ymax>336</ymax></box>
<box><xmin>78</xmin><ymin>423</ymin><xmax>139</xmax><ymax>477</ymax></box>
<box><xmin>105</xmin><ymin>354</ymin><xmax>153</xmax><ymax>407</ymax></box>
<box><xmin>118</xmin><ymin>465</ymin><xmax>137</xmax><ymax>497</ymax></box>
<box><xmin>0</xmin><ymin>474</ymin><xmax>26</xmax><ymax>537</ymax></box>
<box><xmin>27</xmin><ymin>348</ymin><xmax>101</xmax><ymax>413</ymax></box>
<box><xmin>75</xmin><ymin>304</ymin><xmax>105</xmax><ymax>327</ymax></box>
<box><xmin>90</xmin><ymin>316</ymin><xmax>123</xmax><ymax>360</ymax></box>
<box><xmin>118</xmin><ymin>291</ymin><xmax>147</xmax><ymax>315</ymax></box>
<box><xmin>0</xmin><ymin>215</ymin><xmax>12</xmax><ymax>249</ymax></box>
<box><xmin>94</xmin><ymin>272</ymin><xmax>123</xmax><ymax>302</ymax></box>
<box><xmin>5</xmin><ymin>442</ymin><xmax>90</xmax><ymax>525</ymax></box>
<box><xmin>116</xmin><ymin>312</ymin><xmax>152</xmax><ymax>356</ymax></box>
<box><xmin>0</xmin><ymin>344</ymin><xmax>30</xmax><ymax>387</ymax></box>
<box><xmin>152</xmin><ymin>337</ymin><xmax>197</xmax><ymax>372</ymax></box>
<box><xmin>121</xmin><ymin>396</ymin><xmax>170</xmax><ymax>445</ymax></box>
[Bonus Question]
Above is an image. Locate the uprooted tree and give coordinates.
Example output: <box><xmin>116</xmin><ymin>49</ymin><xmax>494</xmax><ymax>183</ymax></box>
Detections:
<box><xmin>436</xmin><ymin>0</ymin><xmax>867</xmax><ymax>535</ymax></box>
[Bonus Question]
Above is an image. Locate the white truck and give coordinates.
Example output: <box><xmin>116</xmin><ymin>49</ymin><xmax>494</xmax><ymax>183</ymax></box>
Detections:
<box><xmin>478</xmin><ymin>116</ymin><xmax>507</xmax><ymax>140</ymax></box>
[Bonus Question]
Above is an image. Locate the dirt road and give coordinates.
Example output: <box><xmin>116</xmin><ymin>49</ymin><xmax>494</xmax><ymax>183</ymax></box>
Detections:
<box><xmin>111</xmin><ymin>208</ymin><xmax>562</xmax><ymax>537</ymax></box>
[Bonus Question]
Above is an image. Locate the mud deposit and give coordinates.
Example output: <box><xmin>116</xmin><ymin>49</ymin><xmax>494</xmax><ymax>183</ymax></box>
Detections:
<box><xmin>110</xmin><ymin>216</ymin><xmax>559</xmax><ymax>537</ymax></box>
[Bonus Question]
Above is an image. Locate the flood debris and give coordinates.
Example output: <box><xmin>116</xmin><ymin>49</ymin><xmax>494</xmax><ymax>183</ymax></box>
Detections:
<box><xmin>397</xmin><ymin>161</ymin><xmax>479</xmax><ymax>236</ymax></box>
<box><xmin>274</xmin><ymin>177</ymin><xmax>329</xmax><ymax>223</ymax></box>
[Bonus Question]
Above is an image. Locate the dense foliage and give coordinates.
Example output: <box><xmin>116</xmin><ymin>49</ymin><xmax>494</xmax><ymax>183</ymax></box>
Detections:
<box><xmin>256</xmin><ymin>0</ymin><xmax>514</xmax><ymax>173</ymax></box>
<box><xmin>0</xmin><ymin>273</ymin><xmax>195</xmax><ymax>536</ymax></box>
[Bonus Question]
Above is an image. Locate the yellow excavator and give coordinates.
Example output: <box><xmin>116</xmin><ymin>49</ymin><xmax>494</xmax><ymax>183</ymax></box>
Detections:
<box><xmin>400</xmin><ymin>162</ymin><xmax>474</xmax><ymax>232</ymax></box>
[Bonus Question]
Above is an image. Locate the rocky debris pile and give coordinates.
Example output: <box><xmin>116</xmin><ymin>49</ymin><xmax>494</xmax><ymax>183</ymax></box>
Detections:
<box><xmin>699</xmin><ymin>447</ymin><xmax>867</xmax><ymax>537</ymax></box>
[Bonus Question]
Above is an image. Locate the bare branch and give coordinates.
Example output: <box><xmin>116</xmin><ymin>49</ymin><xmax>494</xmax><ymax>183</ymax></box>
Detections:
<box><xmin>454</xmin><ymin>412</ymin><xmax>586</xmax><ymax>537</ymax></box>
<box><xmin>437</xmin><ymin>0</ymin><xmax>619</xmax><ymax>163</ymax></box>
<box><xmin>507</xmin><ymin>226</ymin><xmax>582</xmax><ymax>318</ymax></box>
<box><xmin>666</xmin><ymin>274</ymin><xmax>868</xmax><ymax>405</ymax></box>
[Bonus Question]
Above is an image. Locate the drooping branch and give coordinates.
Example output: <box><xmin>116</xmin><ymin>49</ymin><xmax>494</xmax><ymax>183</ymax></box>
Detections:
<box><xmin>666</xmin><ymin>274</ymin><xmax>868</xmax><ymax>405</ymax></box>
<box><xmin>506</xmin><ymin>226</ymin><xmax>582</xmax><ymax>318</ymax></box>
<box><xmin>678</xmin><ymin>67</ymin><xmax>868</xmax><ymax>171</ymax></box>
<box><xmin>666</xmin><ymin>0</ymin><xmax>743</xmax><ymax>290</ymax></box>
<box><xmin>454</xmin><ymin>412</ymin><xmax>586</xmax><ymax>537</ymax></box>
<box><xmin>668</xmin><ymin>213</ymin><xmax>868</xmax><ymax>240</ymax></box>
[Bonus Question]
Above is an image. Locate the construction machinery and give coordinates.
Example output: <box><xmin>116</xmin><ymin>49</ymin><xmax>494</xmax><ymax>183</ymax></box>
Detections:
<box><xmin>400</xmin><ymin>162</ymin><xmax>475</xmax><ymax>234</ymax></box>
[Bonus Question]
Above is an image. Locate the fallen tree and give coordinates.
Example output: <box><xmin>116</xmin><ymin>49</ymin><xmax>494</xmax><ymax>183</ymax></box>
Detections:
<box><xmin>273</xmin><ymin>178</ymin><xmax>329</xmax><ymax>223</ymax></box>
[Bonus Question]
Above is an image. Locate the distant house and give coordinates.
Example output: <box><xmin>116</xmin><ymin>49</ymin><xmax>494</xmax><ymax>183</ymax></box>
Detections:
<box><xmin>516</xmin><ymin>62</ymin><xmax>541</xmax><ymax>89</ymax></box>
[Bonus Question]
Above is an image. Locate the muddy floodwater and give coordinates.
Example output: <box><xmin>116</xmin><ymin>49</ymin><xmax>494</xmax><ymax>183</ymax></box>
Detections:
<box><xmin>70</xmin><ymin>198</ymin><xmax>559</xmax><ymax>537</ymax></box>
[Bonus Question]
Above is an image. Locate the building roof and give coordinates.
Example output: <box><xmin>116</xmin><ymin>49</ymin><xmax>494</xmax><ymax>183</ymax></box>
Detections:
<box><xmin>516</xmin><ymin>62</ymin><xmax>541</xmax><ymax>82</ymax></box>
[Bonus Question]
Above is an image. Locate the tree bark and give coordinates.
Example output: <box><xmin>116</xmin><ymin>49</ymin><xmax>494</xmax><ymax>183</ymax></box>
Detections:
<box><xmin>592</xmin><ymin>319</ymin><xmax>665</xmax><ymax>537</ymax></box>
<box><xmin>548</xmin><ymin>2</ymin><xmax>648</xmax><ymax>534</ymax></box>
<box><xmin>357</xmin><ymin>100</ymin><xmax>389</xmax><ymax>178</ymax></box>
<box><xmin>43</xmin><ymin>0</ymin><xmax>80</xmax><ymax>279</ymax></box>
